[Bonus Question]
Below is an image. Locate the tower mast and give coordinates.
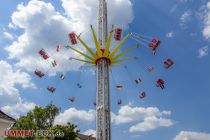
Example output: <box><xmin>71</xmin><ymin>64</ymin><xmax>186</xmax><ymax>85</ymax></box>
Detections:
<box><xmin>96</xmin><ymin>0</ymin><xmax>111</xmax><ymax>140</ymax></box>
<box><xmin>67</xmin><ymin>1</ymin><xmax>133</xmax><ymax>139</ymax></box>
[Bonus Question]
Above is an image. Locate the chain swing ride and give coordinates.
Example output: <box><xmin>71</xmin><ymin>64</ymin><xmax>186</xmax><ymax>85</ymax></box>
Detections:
<box><xmin>33</xmin><ymin>0</ymin><xmax>174</xmax><ymax>139</ymax></box>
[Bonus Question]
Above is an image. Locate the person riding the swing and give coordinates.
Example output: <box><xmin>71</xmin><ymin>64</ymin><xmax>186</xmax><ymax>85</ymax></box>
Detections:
<box><xmin>156</xmin><ymin>79</ymin><xmax>165</xmax><ymax>89</ymax></box>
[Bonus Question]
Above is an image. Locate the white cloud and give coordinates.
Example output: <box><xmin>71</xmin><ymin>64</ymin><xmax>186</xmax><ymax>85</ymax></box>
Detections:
<box><xmin>111</xmin><ymin>105</ymin><xmax>171</xmax><ymax>125</ymax></box>
<box><xmin>54</xmin><ymin>108</ymin><xmax>95</xmax><ymax>125</ymax></box>
<box><xmin>180</xmin><ymin>10</ymin><xmax>192</xmax><ymax>26</ymax></box>
<box><xmin>0</xmin><ymin>60</ymin><xmax>36</xmax><ymax>118</ymax></box>
<box><xmin>8</xmin><ymin>22</ymin><xmax>16</xmax><ymax>29</ymax></box>
<box><xmin>170</xmin><ymin>0</ymin><xmax>193</xmax><ymax>13</ymax></box>
<box><xmin>82</xmin><ymin>129</ymin><xmax>96</xmax><ymax>137</ymax></box>
<box><xmin>54</xmin><ymin>105</ymin><xmax>173</xmax><ymax>133</ymax></box>
<box><xmin>1</xmin><ymin>101</ymin><xmax>36</xmax><ymax>119</ymax></box>
<box><xmin>130</xmin><ymin>134</ymin><xmax>141</xmax><ymax>138</ymax></box>
<box><xmin>6</xmin><ymin>0</ymin><xmax>82</xmax><ymax>74</ymax></box>
<box><xmin>61</xmin><ymin>0</ymin><xmax>133</xmax><ymax>29</ymax></box>
<box><xmin>111</xmin><ymin>105</ymin><xmax>174</xmax><ymax>132</ymax></box>
<box><xmin>3</xmin><ymin>32</ymin><xmax>14</xmax><ymax>40</ymax></box>
<box><xmin>0</xmin><ymin>61</ymin><xmax>35</xmax><ymax>89</ymax></box>
<box><xmin>129</xmin><ymin>116</ymin><xmax>173</xmax><ymax>132</ymax></box>
<box><xmin>202</xmin><ymin>2</ymin><xmax>210</xmax><ymax>40</ymax></box>
<box><xmin>174</xmin><ymin>131</ymin><xmax>210</xmax><ymax>140</ymax></box>
<box><xmin>166</xmin><ymin>31</ymin><xmax>174</xmax><ymax>38</ymax></box>
<box><xmin>198</xmin><ymin>46</ymin><xmax>208</xmax><ymax>58</ymax></box>
<box><xmin>6</xmin><ymin>0</ymin><xmax>134</xmax><ymax>74</ymax></box>
<box><xmin>179</xmin><ymin>0</ymin><xmax>193</xmax><ymax>2</ymax></box>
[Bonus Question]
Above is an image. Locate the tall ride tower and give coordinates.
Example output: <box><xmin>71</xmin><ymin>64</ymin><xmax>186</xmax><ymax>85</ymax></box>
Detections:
<box><xmin>96</xmin><ymin>0</ymin><xmax>110</xmax><ymax>140</ymax></box>
<box><xmin>67</xmin><ymin>0</ymin><xmax>135</xmax><ymax>139</ymax></box>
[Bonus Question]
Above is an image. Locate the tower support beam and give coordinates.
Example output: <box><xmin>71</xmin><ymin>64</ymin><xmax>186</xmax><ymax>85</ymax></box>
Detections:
<box><xmin>96</xmin><ymin>0</ymin><xmax>111</xmax><ymax>140</ymax></box>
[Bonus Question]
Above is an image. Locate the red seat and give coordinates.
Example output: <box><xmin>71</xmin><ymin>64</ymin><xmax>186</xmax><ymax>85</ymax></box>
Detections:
<box><xmin>114</xmin><ymin>28</ymin><xmax>122</xmax><ymax>41</ymax></box>
<box><xmin>148</xmin><ymin>39</ymin><xmax>161</xmax><ymax>55</ymax></box>
<box><xmin>69</xmin><ymin>33</ymin><xmax>77</xmax><ymax>45</ymax></box>
<box><xmin>69</xmin><ymin>33</ymin><xmax>75</xmax><ymax>38</ymax></box>
<box><xmin>140</xmin><ymin>92</ymin><xmax>146</xmax><ymax>99</ymax></box>
<box><xmin>157</xmin><ymin>79</ymin><xmax>164</xmax><ymax>85</ymax></box>
<box><xmin>156</xmin><ymin>79</ymin><xmax>165</xmax><ymax>89</ymax></box>
<box><xmin>71</xmin><ymin>39</ymin><xmax>77</xmax><ymax>45</ymax></box>
<box><xmin>115</xmin><ymin>28</ymin><xmax>122</xmax><ymax>34</ymax></box>
<box><xmin>164</xmin><ymin>59</ymin><xmax>174</xmax><ymax>69</ymax></box>
<box><xmin>151</xmin><ymin>39</ymin><xmax>161</xmax><ymax>46</ymax></box>
<box><xmin>38</xmin><ymin>49</ymin><xmax>49</xmax><ymax>60</ymax></box>
<box><xmin>43</xmin><ymin>54</ymin><xmax>49</xmax><ymax>60</ymax></box>
<box><xmin>148</xmin><ymin>39</ymin><xmax>161</xmax><ymax>49</ymax></box>
<box><xmin>35</xmin><ymin>70</ymin><xmax>45</xmax><ymax>78</ymax></box>
<box><xmin>39</xmin><ymin>49</ymin><xmax>45</xmax><ymax>55</ymax></box>
<box><xmin>47</xmin><ymin>87</ymin><xmax>56</xmax><ymax>93</ymax></box>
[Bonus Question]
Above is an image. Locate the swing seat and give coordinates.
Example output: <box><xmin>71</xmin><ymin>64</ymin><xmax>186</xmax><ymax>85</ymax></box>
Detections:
<box><xmin>116</xmin><ymin>86</ymin><xmax>123</xmax><ymax>90</ymax></box>
<box><xmin>39</xmin><ymin>49</ymin><xmax>49</xmax><ymax>60</ymax></box>
<box><xmin>114</xmin><ymin>28</ymin><xmax>122</xmax><ymax>40</ymax></box>
<box><xmin>47</xmin><ymin>87</ymin><xmax>56</xmax><ymax>93</ymax></box>
<box><xmin>164</xmin><ymin>59</ymin><xmax>174</xmax><ymax>69</ymax></box>
<box><xmin>148</xmin><ymin>39</ymin><xmax>161</xmax><ymax>48</ymax></box>
<box><xmin>35</xmin><ymin>70</ymin><xmax>45</xmax><ymax>78</ymax></box>
<box><xmin>117</xmin><ymin>99</ymin><xmax>122</xmax><ymax>105</ymax></box>
<box><xmin>68</xmin><ymin>32</ymin><xmax>77</xmax><ymax>45</ymax></box>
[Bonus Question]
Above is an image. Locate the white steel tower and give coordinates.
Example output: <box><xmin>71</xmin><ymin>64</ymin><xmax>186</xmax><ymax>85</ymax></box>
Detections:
<box><xmin>67</xmin><ymin>1</ymin><xmax>135</xmax><ymax>139</ymax></box>
<box><xmin>96</xmin><ymin>0</ymin><xmax>111</xmax><ymax>140</ymax></box>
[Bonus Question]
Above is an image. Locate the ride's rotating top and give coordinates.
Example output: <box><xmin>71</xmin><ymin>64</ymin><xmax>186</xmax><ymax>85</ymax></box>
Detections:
<box><xmin>67</xmin><ymin>25</ymin><xmax>138</xmax><ymax>66</ymax></box>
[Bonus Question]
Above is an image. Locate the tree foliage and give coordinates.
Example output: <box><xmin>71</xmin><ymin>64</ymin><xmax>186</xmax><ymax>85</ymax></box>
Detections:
<box><xmin>49</xmin><ymin>122</ymin><xmax>78</xmax><ymax>140</ymax></box>
<box><xmin>27</xmin><ymin>103</ymin><xmax>59</xmax><ymax>129</ymax></box>
<box><xmin>5</xmin><ymin>102</ymin><xmax>78</xmax><ymax>140</ymax></box>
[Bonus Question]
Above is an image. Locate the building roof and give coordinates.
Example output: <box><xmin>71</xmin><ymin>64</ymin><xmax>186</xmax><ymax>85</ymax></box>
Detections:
<box><xmin>0</xmin><ymin>110</ymin><xmax>16</xmax><ymax>122</ymax></box>
<box><xmin>78</xmin><ymin>133</ymin><xmax>96</xmax><ymax>140</ymax></box>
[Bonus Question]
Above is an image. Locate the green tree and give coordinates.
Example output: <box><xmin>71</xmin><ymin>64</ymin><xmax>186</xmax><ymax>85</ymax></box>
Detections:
<box><xmin>27</xmin><ymin>102</ymin><xmax>59</xmax><ymax>129</ymax></box>
<box><xmin>49</xmin><ymin>122</ymin><xmax>78</xmax><ymax>140</ymax></box>
<box><xmin>5</xmin><ymin>116</ymin><xmax>37</xmax><ymax>140</ymax></box>
<box><xmin>5</xmin><ymin>103</ymin><xmax>78</xmax><ymax>140</ymax></box>
<box><xmin>11</xmin><ymin>116</ymin><xmax>37</xmax><ymax>130</ymax></box>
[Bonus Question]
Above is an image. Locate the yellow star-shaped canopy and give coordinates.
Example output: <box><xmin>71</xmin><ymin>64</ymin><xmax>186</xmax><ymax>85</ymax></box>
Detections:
<box><xmin>67</xmin><ymin>25</ymin><xmax>138</xmax><ymax>66</ymax></box>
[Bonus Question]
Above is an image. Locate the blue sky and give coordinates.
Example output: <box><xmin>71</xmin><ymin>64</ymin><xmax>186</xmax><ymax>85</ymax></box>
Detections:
<box><xmin>0</xmin><ymin>0</ymin><xmax>210</xmax><ymax>140</ymax></box>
